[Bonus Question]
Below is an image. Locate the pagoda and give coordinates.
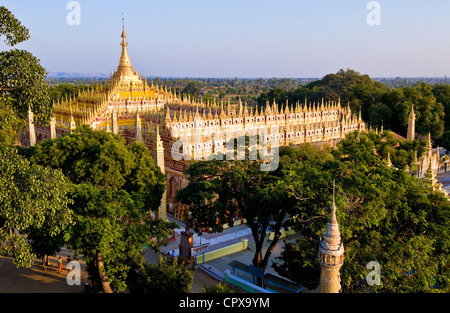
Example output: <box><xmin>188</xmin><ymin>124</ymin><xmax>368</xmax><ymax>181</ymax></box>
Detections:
<box><xmin>30</xmin><ymin>24</ymin><xmax>367</xmax><ymax>221</ymax></box>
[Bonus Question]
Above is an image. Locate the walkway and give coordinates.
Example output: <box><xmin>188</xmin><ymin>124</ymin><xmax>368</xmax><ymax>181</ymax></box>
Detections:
<box><xmin>144</xmin><ymin>214</ymin><xmax>303</xmax><ymax>293</ymax></box>
<box><xmin>0</xmin><ymin>247</ymin><xmax>88</xmax><ymax>293</ymax></box>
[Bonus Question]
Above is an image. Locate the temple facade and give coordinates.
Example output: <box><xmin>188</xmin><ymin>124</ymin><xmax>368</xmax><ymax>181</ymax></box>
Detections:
<box><xmin>31</xmin><ymin>26</ymin><xmax>367</xmax><ymax>221</ymax></box>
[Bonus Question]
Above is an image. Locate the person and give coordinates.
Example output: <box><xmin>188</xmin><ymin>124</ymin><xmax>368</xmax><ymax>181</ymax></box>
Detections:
<box><xmin>66</xmin><ymin>255</ymin><xmax>72</xmax><ymax>270</ymax></box>
<box><xmin>57</xmin><ymin>256</ymin><xmax>63</xmax><ymax>273</ymax></box>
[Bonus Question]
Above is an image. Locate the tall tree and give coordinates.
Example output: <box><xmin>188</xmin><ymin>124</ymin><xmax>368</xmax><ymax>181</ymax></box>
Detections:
<box><xmin>432</xmin><ymin>84</ymin><xmax>450</xmax><ymax>139</ymax></box>
<box><xmin>0</xmin><ymin>145</ymin><xmax>72</xmax><ymax>268</ymax></box>
<box><xmin>30</xmin><ymin>126</ymin><xmax>177</xmax><ymax>292</ymax></box>
<box><xmin>402</xmin><ymin>83</ymin><xmax>445</xmax><ymax>139</ymax></box>
<box><xmin>128</xmin><ymin>258</ymin><xmax>193</xmax><ymax>293</ymax></box>
<box><xmin>0</xmin><ymin>6</ymin><xmax>52</xmax><ymax>144</ymax></box>
<box><xmin>0</xmin><ymin>6</ymin><xmax>29</xmax><ymax>46</ymax></box>
<box><xmin>177</xmin><ymin>158</ymin><xmax>297</xmax><ymax>275</ymax></box>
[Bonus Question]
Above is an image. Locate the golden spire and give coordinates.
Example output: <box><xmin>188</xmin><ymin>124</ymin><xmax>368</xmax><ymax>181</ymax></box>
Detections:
<box><xmin>208</xmin><ymin>107</ymin><xmax>213</xmax><ymax>120</ymax></box>
<box><xmin>244</xmin><ymin>103</ymin><xmax>249</xmax><ymax>117</ymax></box>
<box><xmin>195</xmin><ymin>106</ymin><xmax>200</xmax><ymax>119</ymax></box>
<box><xmin>220</xmin><ymin>102</ymin><xmax>226</xmax><ymax>118</ymax></box>
<box><xmin>173</xmin><ymin>111</ymin><xmax>178</xmax><ymax>123</ymax></box>
<box><xmin>165</xmin><ymin>107</ymin><xmax>171</xmax><ymax>123</ymax></box>
<box><xmin>113</xmin><ymin>18</ymin><xmax>137</xmax><ymax>81</ymax></box>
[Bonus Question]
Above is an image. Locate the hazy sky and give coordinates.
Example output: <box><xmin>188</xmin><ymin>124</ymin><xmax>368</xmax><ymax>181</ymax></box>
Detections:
<box><xmin>1</xmin><ymin>0</ymin><xmax>450</xmax><ymax>78</ymax></box>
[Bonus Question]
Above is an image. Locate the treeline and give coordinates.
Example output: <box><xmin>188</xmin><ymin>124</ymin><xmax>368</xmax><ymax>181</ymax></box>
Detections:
<box><xmin>47</xmin><ymin>70</ymin><xmax>450</xmax><ymax>149</ymax></box>
<box><xmin>257</xmin><ymin>69</ymin><xmax>450</xmax><ymax>150</ymax></box>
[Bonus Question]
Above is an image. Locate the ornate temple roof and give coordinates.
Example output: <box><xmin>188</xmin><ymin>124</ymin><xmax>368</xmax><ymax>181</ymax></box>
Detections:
<box><xmin>111</xmin><ymin>24</ymin><xmax>141</xmax><ymax>84</ymax></box>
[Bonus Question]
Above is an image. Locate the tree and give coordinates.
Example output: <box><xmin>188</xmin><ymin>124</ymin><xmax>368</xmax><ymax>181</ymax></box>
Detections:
<box><xmin>273</xmin><ymin>131</ymin><xmax>450</xmax><ymax>292</ymax></box>
<box><xmin>129</xmin><ymin>258</ymin><xmax>193</xmax><ymax>293</ymax></box>
<box><xmin>0</xmin><ymin>6</ymin><xmax>29</xmax><ymax>46</ymax></box>
<box><xmin>256</xmin><ymin>69</ymin><xmax>388</xmax><ymax>124</ymax></box>
<box><xmin>66</xmin><ymin>183</ymin><xmax>176</xmax><ymax>292</ymax></box>
<box><xmin>402</xmin><ymin>83</ymin><xmax>445</xmax><ymax>139</ymax></box>
<box><xmin>0</xmin><ymin>6</ymin><xmax>52</xmax><ymax>145</ymax></box>
<box><xmin>432</xmin><ymin>84</ymin><xmax>450</xmax><ymax>139</ymax></box>
<box><xmin>0</xmin><ymin>145</ymin><xmax>72</xmax><ymax>268</ymax></box>
<box><xmin>0</xmin><ymin>49</ymin><xmax>52</xmax><ymax>122</ymax></box>
<box><xmin>367</xmin><ymin>102</ymin><xmax>392</xmax><ymax>130</ymax></box>
<box><xmin>30</xmin><ymin>126</ymin><xmax>177</xmax><ymax>292</ymax></box>
<box><xmin>203</xmin><ymin>282</ymin><xmax>235</xmax><ymax>293</ymax></box>
<box><xmin>181</xmin><ymin>81</ymin><xmax>200</xmax><ymax>99</ymax></box>
<box><xmin>177</xmin><ymin>158</ymin><xmax>297</xmax><ymax>277</ymax></box>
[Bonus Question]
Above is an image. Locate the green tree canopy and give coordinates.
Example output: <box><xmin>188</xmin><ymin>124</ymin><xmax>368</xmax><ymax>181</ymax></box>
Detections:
<box><xmin>177</xmin><ymin>157</ymin><xmax>297</xmax><ymax>274</ymax></box>
<box><xmin>0</xmin><ymin>145</ymin><xmax>72</xmax><ymax>268</ymax></box>
<box><xmin>29</xmin><ymin>126</ymin><xmax>177</xmax><ymax>292</ymax></box>
<box><xmin>0</xmin><ymin>5</ymin><xmax>52</xmax><ymax>145</ymax></box>
<box><xmin>273</xmin><ymin>131</ymin><xmax>450</xmax><ymax>292</ymax></box>
<box><xmin>181</xmin><ymin>81</ymin><xmax>200</xmax><ymax>98</ymax></box>
<box><xmin>31</xmin><ymin>125</ymin><xmax>165</xmax><ymax>201</ymax></box>
<box><xmin>0</xmin><ymin>6</ymin><xmax>29</xmax><ymax>46</ymax></box>
<box><xmin>128</xmin><ymin>258</ymin><xmax>193</xmax><ymax>293</ymax></box>
<box><xmin>66</xmin><ymin>183</ymin><xmax>176</xmax><ymax>292</ymax></box>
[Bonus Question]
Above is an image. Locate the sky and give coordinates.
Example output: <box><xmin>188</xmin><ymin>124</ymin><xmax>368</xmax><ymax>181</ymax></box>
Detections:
<box><xmin>1</xmin><ymin>0</ymin><xmax>450</xmax><ymax>78</ymax></box>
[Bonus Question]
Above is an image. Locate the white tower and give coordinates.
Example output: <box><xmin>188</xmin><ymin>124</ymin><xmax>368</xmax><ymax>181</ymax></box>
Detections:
<box><xmin>318</xmin><ymin>181</ymin><xmax>345</xmax><ymax>293</ymax></box>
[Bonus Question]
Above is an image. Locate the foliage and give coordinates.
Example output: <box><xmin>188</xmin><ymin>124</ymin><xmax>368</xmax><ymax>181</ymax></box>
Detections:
<box><xmin>48</xmin><ymin>83</ymin><xmax>93</xmax><ymax>102</ymax></box>
<box><xmin>0</xmin><ymin>105</ymin><xmax>24</xmax><ymax>144</ymax></box>
<box><xmin>0</xmin><ymin>6</ymin><xmax>29</xmax><ymax>46</ymax></box>
<box><xmin>129</xmin><ymin>258</ymin><xmax>193</xmax><ymax>293</ymax></box>
<box><xmin>401</xmin><ymin>83</ymin><xmax>445</xmax><ymax>139</ymax></box>
<box><xmin>29</xmin><ymin>126</ymin><xmax>176</xmax><ymax>292</ymax></box>
<box><xmin>272</xmin><ymin>131</ymin><xmax>450</xmax><ymax>293</ymax></box>
<box><xmin>177</xmin><ymin>158</ymin><xmax>297</xmax><ymax>271</ymax></box>
<box><xmin>0</xmin><ymin>5</ymin><xmax>52</xmax><ymax>145</ymax></box>
<box><xmin>181</xmin><ymin>81</ymin><xmax>201</xmax><ymax>98</ymax></box>
<box><xmin>432</xmin><ymin>84</ymin><xmax>450</xmax><ymax>142</ymax></box>
<box><xmin>203</xmin><ymin>282</ymin><xmax>235</xmax><ymax>293</ymax></box>
<box><xmin>65</xmin><ymin>183</ymin><xmax>176</xmax><ymax>292</ymax></box>
<box><xmin>31</xmin><ymin>126</ymin><xmax>165</xmax><ymax>201</ymax></box>
<box><xmin>0</xmin><ymin>49</ymin><xmax>52</xmax><ymax>123</ymax></box>
<box><xmin>0</xmin><ymin>145</ymin><xmax>72</xmax><ymax>267</ymax></box>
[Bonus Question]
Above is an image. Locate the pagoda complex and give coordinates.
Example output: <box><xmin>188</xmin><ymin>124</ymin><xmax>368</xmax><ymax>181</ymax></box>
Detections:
<box><xmin>31</xmin><ymin>25</ymin><xmax>367</xmax><ymax>221</ymax></box>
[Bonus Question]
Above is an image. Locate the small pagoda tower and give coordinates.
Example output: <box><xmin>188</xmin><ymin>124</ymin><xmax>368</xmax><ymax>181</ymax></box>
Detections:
<box><xmin>318</xmin><ymin>181</ymin><xmax>345</xmax><ymax>293</ymax></box>
<box><xmin>155</xmin><ymin>126</ymin><xmax>167</xmax><ymax>221</ymax></box>
<box><xmin>407</xmin><ymin>105</ymin><xmax>415</xmax><ymax>141</ymax></box>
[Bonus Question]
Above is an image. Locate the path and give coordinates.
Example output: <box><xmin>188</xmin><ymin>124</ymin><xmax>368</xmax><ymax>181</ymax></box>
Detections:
<box><xmin>0</xmin><ymin>247</ymin><xmax>88</xmax><ymax>293</ymax></box>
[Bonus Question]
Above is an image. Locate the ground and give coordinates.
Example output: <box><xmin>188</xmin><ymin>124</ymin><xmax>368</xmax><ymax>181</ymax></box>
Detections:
<box><xmin>0</xmin><ymin>247</ymin><xmax>218</xmax><ymax>293</ymax></box>
<box><xmin>0</xmin><ymin>247</ymin><xmax>88</xmax><ymax>293</ymax></box>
